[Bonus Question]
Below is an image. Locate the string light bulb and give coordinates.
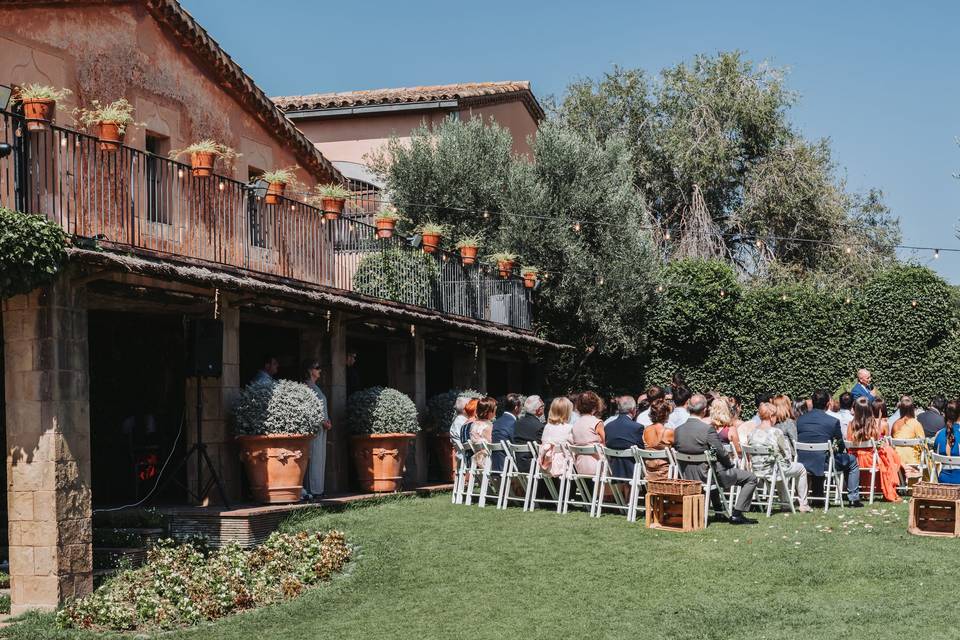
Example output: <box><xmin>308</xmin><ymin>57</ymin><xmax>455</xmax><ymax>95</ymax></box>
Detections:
<box><xmin>720</xmin><ymin>289</ymin><xmax>726</xmax><ymax>298</ymax></box>
<box><xmin>656</xmin><ymin>284</ymin><xmax>664</xmax><ymax>293</ymax></box>
<box><xmin>781</xmin><ymin>293</ymin><xmax>787</xmax><ymax>301</ymax></box>
<box><xmin>845</xmin><ymin>296</ymin><xmax>851</xmax><ymax>305</ymax></box>
<box><xmin>911</xmin><ymin>300</ymin><xmax>918</xmax><ymax>308</ymax></box>
<box><xmin>483</xmin><ymin>211</ymin><xmax>490</xmax><ymax>219</ymax></box>
<box><xmin>598</xmin><ymin>276</ymin><xmax>604</xmax><ymax>285</ymax></box>
<box><xmin>177</xmin><ymin>169</ymin><xmax>184</xmax><ymax>179</ymax></box>
<box><xmin>60</xmin><ymin>138</ymin><xmax>67</xmax><ymax>148</ymax></box>
<box><xmin>218</xmin><ymin>182</ymin><xmax>225</xmax><ymax>191</ymax></box>
<box><xmin>845</xmin><ymin>245</ymin><xmax>852</xmax><ymax>254</ymax></box>
<box><xmin>573</xmin><ymin>221</ymin><xmax>581</xmax><ymax>233</ymax></box>
<box><xmin>935</xmin><ymin>249</ymin><xmax>941</xmax><ymax>259</ymax></box>
<box><xmin>664</xmin><ymin>230</ymin><xmax>671</xmax><ymax>241</ymax></box>
<box><xmin>756</xmin><ymin>238</ymin><xmax>763</xmax><ymax>248</ymax></box>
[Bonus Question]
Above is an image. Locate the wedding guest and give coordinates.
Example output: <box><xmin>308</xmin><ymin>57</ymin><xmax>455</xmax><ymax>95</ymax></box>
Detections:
<box><xmin>851</xmin><ymin>369</ymin><xmax>877</xmax><ymax>404</ymax></box>
<box><xmin>918</xmin><ymin>396</ymin><xmax>947</xmax><ymax>439</ymax></box>
<box><xmin>539</xmin><ymin>397</ymin><xmax>576</xmax><ymax>477</ymax></box>
<box><xmin>772</xmin><ymin>394</ymin><xmax>798</xmax><ymax>452</ymax></box>
<box><xmin>836</xmin><ymin>392</ymin><xmax>854</xmax><ymax>433</ymax></box>
<box><xmin>449</xmin><ymin>394</ymin><xmax>471</xmax><ymax>443</ymax></box>
<box><xmin>847</xmin><ymin>397</ymin><xmax>902</xmax><ymax>502</ymax></box>
<box><xmin>572</xmin><ymin>391</ymin><xmax>606</xmax><ymax>475</ymax></box>
<box><xmin>491</xmin><ymin>393</ymin><xmax>522</xmax><ymax>471</ymax></box>
<box><xmin>513</xmin><ymin>395</ymin><xmax>546</xmax><ymax>473</ymax></box>
<box><xmin>711</xmin><ymin>397</ymin><xmax>741</xmax><ymax>454</ymax></box>
<box><xmin>251</xmin><ymin>354</ymin><xmax>279</xmax><ymax>386</ymax></box>
<box><xmin>604</xmin><ymin>396</ymin><xmax>644</xmax><ymax>479</ymax></box>
<box><xmin>892</xmin><ymin>395</ymin><xmax>926</xmax><ymax>480</ymax></box>
<box><xmin>796</xmin><ymin>389</ymin><xmax>862</xmax><ymax>507</ymax></box>
<box><xmin>642</xmin><ymin>399</ymin><xmax>674</xmax><ymax>480</ymax></box>
<box><xmin>302</xmin><ymin>360</ymin><xmax>331</xmax><ymax>498</ymax></box>
<box><xmin>934</xmin><ymin>400</ymin><xmax>960</xmax><ymax>484</ymax></box>
<box><xmin>666</xmin><ymin>386</ymin><xmax>692</xmax><ymax>429</ymax></box>
<box><xmin>469</xmin><ymin>397</ymin><xmax>498</xmax><ymax>469</ymax></box>
<box><xmin>872</xmin><ymin>397</ymin><xmax>890</xmax><ymax>436</ymax></box>
<box><xmin>745</xmin><ymin>403</ymin><xmax>812</xmax><ymax>512</ymax></box>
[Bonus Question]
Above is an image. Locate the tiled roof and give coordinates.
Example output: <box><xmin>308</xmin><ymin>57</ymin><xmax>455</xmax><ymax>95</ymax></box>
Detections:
<box><xmin>274</xmin><ymin>81</ymin><xmax>545</xmax><ymax>121</ymax></box>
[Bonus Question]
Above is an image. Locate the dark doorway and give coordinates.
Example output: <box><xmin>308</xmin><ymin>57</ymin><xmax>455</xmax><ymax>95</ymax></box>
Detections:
<box><xmin>345</xmin><ymin>337</ymin><xmax>388</xmax><ymax>397</ymax></box>
<box><xmin>240</xmin><ymin>322</ymin><xmax>301</xmax><ymax>386</ymax></box>
<box><xmin>426</xmin><ymin>345</ymin><xmax>453</xmax><ymax>396</ymax></box>
<box><xmin>89</xmin><ymin>311</ymin><xmax>186</xmax><ymax>506</ymax></box>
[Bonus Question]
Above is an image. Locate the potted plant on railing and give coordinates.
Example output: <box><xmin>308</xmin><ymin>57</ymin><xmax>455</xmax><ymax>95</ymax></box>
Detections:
<box><xmin>170</xmin><ymin>140</ymin><xmax>239</xmax><ymax>177</ymax></box>
<box><xmin>74</xmin><ymin>98</ymin><xmax>139</xmax><ymax>151</ymax></box>
<box><xmin>374</xmin><ymin>206</ymin><xmax>402</xmax><ymax>239</ymax></box>
<box><xmin>426</xmin><ymin>389</ymin><xmax>481</xmax><ymax>481</ymax></box>
<box><xmin>521</xmin><ymin>266</ymin><xmax>540</xmax><ymax>289</ymax></box>
<box><xmin>233</xmin><ymin>379</ymin><xmax>323</xmax><ymax>504</ymax></box>
<box><xmin>348</xmin><ymin>386</ymin><xmax>421</xmax><ymax>492</ymax></box>
<box><xmin>489</xmin><ymin>252</ymin><xmax>518</xmax><ymax>279</ymax></box>
<box><xmin>314</xmin><ymin>183</ymin><xmax>352</xmax><ymax>220</ymax></box>
<box><xmin>13</xmin><ymin>84</ymin><xmax>71</xmax><ymax>131</ymax></box>
<box><xmin>418</xmin><ymin>222</ymin><xmax>446</xmax><ymax>254</ymax></box>
<box><xmin>456</xmin><ymin>235</ymin><xmax>482</xmax><ymax>266</ymax></box>
<box><xmin>259</xmin><ymin>166</ymin><xmax>299</xmax><ymax>205</ymax></box>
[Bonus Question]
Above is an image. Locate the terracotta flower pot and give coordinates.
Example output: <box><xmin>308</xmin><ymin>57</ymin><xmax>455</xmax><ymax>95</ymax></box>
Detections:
<box><xmin>522</xmin><ymin>272</ymin><xmax>538</xmax><ymax>289</ymax></box>
<box><xmin>375</xmin><ymin>218</ymin><xmax>396</xmax><ymax>239</ymax></box>
<box><xmin>22</xmin><ymin>98</ymin><xmax>54</xmax><ymax>131</ymax></box>
<box><xmin>97</xmin><ymin>121</ymin><xmax>123</xmax><ymax>152</ymax></box>
<box><xmin>190</xmin><ymin>151</ymin><xmax>215</xmax><ymax>178</ymax></box>
<box><xmin>497</xmin><ymin>260</ymin><xmax>515</xmax><ymax>279</ymax></box>
<box><xmin>321</xmin><ymin>197</ymin><xmax>345</xmax><ymax>221</ymax></box>
<box><xmin>237</xmin><ymin>433</ymin><xmax>312</xmax><ymax>504</ymax></box>
<box><xmin>265</xmin><ymin>181</ymin><xmax>286</xmax><ymax>205</ymax></box>
<box><xmin>432</xmin><ymin>433</ymin><xmax>456</xmax><ymax>482</ymax></box>
<box><xmin>459</xmin><ymin>245</ymin><xmax>478</xmax><ymax>266</ymax></box>
<box><xmin>350</xmin><ymin>433</ymin><xmax>415</xmax><ymax>492</ymax></box>
<box><xmin>421</xmin><ymin>232</ymin><xmax>442</xmax><ymax>254</ymax></box>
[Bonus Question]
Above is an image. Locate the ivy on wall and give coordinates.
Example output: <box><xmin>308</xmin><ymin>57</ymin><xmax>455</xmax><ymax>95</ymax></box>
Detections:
<box><xmin>0</xmin><ymin>207</ymin><xmax>67</xmax><ymax>299</ymax></box>
<box><xmin>352</xmin><ymin>246</ymin><xmax>440</xmax><ymax>308</ymax></box>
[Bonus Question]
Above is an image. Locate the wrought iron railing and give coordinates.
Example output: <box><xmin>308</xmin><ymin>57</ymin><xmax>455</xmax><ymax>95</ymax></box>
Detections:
<box><xmin>0</xmin><ymin>110</ymin><xmax>531</xmax><ymax>330</ymax></box>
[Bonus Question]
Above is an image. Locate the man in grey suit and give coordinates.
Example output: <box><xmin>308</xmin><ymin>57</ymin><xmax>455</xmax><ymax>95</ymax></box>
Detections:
<box><xmin>674</xmin><ymin>394</ymin><xmax>759</xmax><ymax>525</ymax></box>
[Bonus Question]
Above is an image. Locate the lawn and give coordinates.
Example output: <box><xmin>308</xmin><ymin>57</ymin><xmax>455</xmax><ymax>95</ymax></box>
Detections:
<box><xmin>4</xmin><ymin>494</ymin><xmax>960</xmax><ymax>639</ymax></box>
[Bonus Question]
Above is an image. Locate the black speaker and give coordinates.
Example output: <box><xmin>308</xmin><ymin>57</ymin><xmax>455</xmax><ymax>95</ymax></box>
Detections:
<box><xmin>186</xmin><ymin>318</ymin><xmax>223</xmax><ymax>377</ymax></box>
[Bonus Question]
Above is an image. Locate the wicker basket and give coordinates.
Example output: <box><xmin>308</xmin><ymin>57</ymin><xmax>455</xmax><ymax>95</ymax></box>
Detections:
<box><xmin>912</xmin><ymin>482</ymin><xmax>960</xmax><ymax>500</ymax></box>
<box><xmin>647</xmin><ymin>478</ymin><xmax>702</xmax><ymax>496</ymax></box>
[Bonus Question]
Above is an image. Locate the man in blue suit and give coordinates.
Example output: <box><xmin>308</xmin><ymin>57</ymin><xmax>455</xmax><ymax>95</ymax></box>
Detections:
<box><xmin>491</xmin><ymin>393</ymin><xmax>523</xmax><ymax>472</ymax></box>
<box><xmin>796</xmin><ymin>388</ymin><xmax>863</xmax><ymax>507</ymax></box>
<box><xmin>604</xmin><ymin>396</ymin><xmax>644</xmax><ymax>480</ymax></box>
<box><xmin>851</xmin><ymin>369</ymin><xmax>876</xmax><ymax>404</ymax></box>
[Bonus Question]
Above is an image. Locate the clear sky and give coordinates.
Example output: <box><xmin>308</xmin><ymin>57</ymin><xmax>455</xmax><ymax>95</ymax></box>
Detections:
<box><xmin>181</xmin><ymin>0</ymin><xmax>960</xmax><ymax>281</ymax></box>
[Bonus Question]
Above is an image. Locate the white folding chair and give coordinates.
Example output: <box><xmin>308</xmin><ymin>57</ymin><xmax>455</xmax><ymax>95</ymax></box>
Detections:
<box><xmin>794</xmin><ymin>441</ymin><xmax>844</xmax><ymax>512</ymax></box>
<box><xmin>926</xmin><ymin>438</ymin><xmax>939</xmax><ymax>481</ymax></box>
<box><xmin>845</xmin><ymin>440</ymin><xmax>879</xmax><ymax>504</ymax></box>
<box><xmin>931</xmin><ymin>452</ymin><xmax>960</xmax><ymax>482</ymax></box>
<box><xmin>561</xmin><ymin>444</ymin><xmax>603</xmax><ymax>515</ymax></box>
<box><xmin>670</xmin><ymin>449</ymin><xmax>732</xmax><ymax>523</ymax></box>
<box><xmin>477</xmin><ymin>441</ymin><xmax>508</xmax><ymax>508</ymax></box>
<box><xmin>527</xmin><ymin>441</ymin><xmax>566</xmax><ymax>513</ymax></box>
<box><xmin>500</xmin><ymin>442</ymin><xmax>535</xmax><ymax>510</ymax></box>
<box><xmin>741</xmin><ymin>444</ymin><xmax>796</xmax><ymax>516</ymax></box>
<box><xmin>462</xmin><ymin>441</ymin><xmax>484</xmax><ymax>506</ymax></box>
<box><xmin>889</xmin><ymin>437</ymin><xmax>930</xmax><ymax>490</ymax></box>
<box><xmin>452</xmin><ymin>439</ymin><xmax>470</xmax><ymax>504</ymax></box>
<box><xmin>595</xmin><ymin>446</ymin><xmax>642</xmax><ymax>521</ymax></box>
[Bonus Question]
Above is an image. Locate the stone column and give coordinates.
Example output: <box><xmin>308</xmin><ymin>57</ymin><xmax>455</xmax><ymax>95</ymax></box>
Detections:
<box><xmin>411</xmin><ymin>332</ymin><xmax>427</xmax><ymax>484</ymax></box>
<box><xmin>3</xmin><ymin>274</ymin><xmax>92</xmax><ymax>614</ymax></box>
<box><xmin>326</xmin><ymin>312</ymin><xmax>348</xmax><ymax>493</ymax></box>
<box><xmin>184</xmin><ymin>297</ymin><xmax>241</xmax><ymax>505</ymax></box>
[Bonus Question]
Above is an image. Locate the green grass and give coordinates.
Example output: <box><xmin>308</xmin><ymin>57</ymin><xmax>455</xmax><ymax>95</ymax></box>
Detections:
<box><xmin>3</xmin><ymin>494</ymin><xmax>959</xmax><ymax>639</ymax></box>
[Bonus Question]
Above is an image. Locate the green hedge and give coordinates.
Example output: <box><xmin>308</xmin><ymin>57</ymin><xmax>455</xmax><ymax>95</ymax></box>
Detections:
<box><xmin>0</xmin><ymin>207</ymin><xmax>67</xmax><ymax>299</ymax></box>
<box><xmin>643</xmin><ymin>260</ymin><xmax>960</xmax><ymax>409</ymax></box>
<box><xmin>352</xmin><ymin>245</ymin><xmax>439</xmax><ymax>308</ymax></box>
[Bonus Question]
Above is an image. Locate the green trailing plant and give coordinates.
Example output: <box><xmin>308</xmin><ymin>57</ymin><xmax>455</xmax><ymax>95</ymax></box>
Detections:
<box><xmin>426</xmin><ymin>389</ymin><xmax>481</xmax><ymax>432</ymax></box>
<box><xmin>347</xmin><ymin>386</ymin><xmax>421</xmax><ymax>435</ymax></box>
<box><xmin>233</xmin><ymin>379</ymin><xmax>323</xmax><ymax>436</ymax></box>
<box><xmin>0</xmin><ymin>207</ymin><xmax>67</xmax><ymax>300</ymax></box>
<box><xmin>74</xmin><ymin>98</ymin><xmax>139</xmax><ymax>134</ymax></box>
<box><xmin>14</xmin><ymin>84</ymin><xmax>71</xmax><ymax>102</ymax></box>
<box><xmin>56</xmin><ymin>531</ymin><xmax>351</xmax><ymax>632</ymax></box>
<box><xmin>352</xmin><ymin>245</ymin><xmax>439</xmax><ymax>307</ymax></box>
<box><xmin>258</xmin><ymin>166</ymin><xmax>300</xmax><ymax>185</ymax></box>
<box><xmin>456</xmin><ymin>234</ymin><xmax>483</xmax><ymax>249</ymax></box>
<box><xmin>169</xmin><ymin>139</ymin><xmax>240</xmax><ymax>162</ymax></box>
<box><xmin>316</xmin><ymin>183</ymin><xmax>352</xmax><ymax>199</ymax></box>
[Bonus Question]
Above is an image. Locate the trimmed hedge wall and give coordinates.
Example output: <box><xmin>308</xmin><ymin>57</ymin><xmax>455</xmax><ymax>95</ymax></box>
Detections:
<box><xmin>644</xmin><ymin>260</ymin><xmax>960</xmax><ymax>409</ymax></box>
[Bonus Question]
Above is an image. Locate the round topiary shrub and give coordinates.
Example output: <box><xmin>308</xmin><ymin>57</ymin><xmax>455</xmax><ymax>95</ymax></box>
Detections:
<box><xmin>234</xmin><ymin>380</ymin><xmax>323</xmax><ymax>436</ymax></box>
<box><xmin>0</xmin><ymin>206</ymin><xmax>67</xmax><ymax>299</ymax></box>
<box><xmin>352</xmin><ymin>245</ymin><xmax>440</xmax><ymax>308</ymax></box>
<box><xmin>347</xmin><ymin>386</ymin><xmax>420</xmax><ymax>435</ymax></box>
<box><xmin>425</xmin><ymin>388</ymin><xmax>481</xmax><ymax>432</ymax></box>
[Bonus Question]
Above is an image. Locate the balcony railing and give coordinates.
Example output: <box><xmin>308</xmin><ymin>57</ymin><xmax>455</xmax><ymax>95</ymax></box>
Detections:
<box><xmin>0</xmin><ymin>110</ymin><xmax>531</xmax><ymax>330</ymax></box>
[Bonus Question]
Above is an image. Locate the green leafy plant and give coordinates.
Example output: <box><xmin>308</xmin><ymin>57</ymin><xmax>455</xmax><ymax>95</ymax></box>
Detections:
<box><xmin>0</xmin><ymin>207</ymin><xmax>67</xmax><ymax>300</ymax></box>
<box><xmin>374</xmin><ymin>206</ymin><xmax>403</xmax><ymax>221</ymax></box>
<box><xmin>352</xmin><ymin>245</ymin><xmax>439</xmax><ymax>307</ymax></box>
<box><xmin>418</xmin><ymin>222</ymin><xmax>447</xmax><ymax>235</ymax></box>
<box><xmin>347</xmin><ymin>386</ymin><xmax>420</xmax><ymax>435</ymax></box>
<box><xmin>74</xmin><ymin>98</ymin><xmax>139</xmax><ymax>134</ymax></box>
<box><xmin>169</xmin><ymin>139</ymin><xmax>240</xmax><ymax>162</ymax></box>
<box><xmin>316</xmin><ymin>183</ymin><xmax>352</xmax><ymax>199</ymax></box>
<box><xmin>14</xmin><ymin>84</ymin><xmax>71</xmax><ymax>102</ymax></box>
<box><xmin>426</xmin><ymin>389</ymin><xmax>481</xmax><ymax>432</ymax></box>
<box><xmin>258</xmin><ymin>166</ymin><xmax>300</xmax><ymax>185</ymax></box>
<box><xmin>234</xmin><ymin>379</ymin><xmax>323</xmax><ymax>436</ymax></box>
<box><xmin>488</xmin><ymin>251</ymin><xmax>518</xmax><ymax>264</ymax></box>
<box><xmin>456</xmin><ymin>235</ymin><xmax>482</xmax><ymax>249</ymax></box>
<box><xmin>521</xmin><ymin>265</ymin><xmax>540</xmax><ymax>276</ymax></box>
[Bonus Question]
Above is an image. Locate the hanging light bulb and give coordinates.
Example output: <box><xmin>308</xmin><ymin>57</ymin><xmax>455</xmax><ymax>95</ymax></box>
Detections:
<box><xmin>218</xmin><ymin>182</ymin><xmax>225</xmax><ymax>191</ymax></box>
<box><xmin>573</xmin><ymin>221</ymin><xmax>581</xmax><ymax>232</ymax></box>
<box><xmin>177</xmin><ymin>168</ymin><xmax>184</xmax><ymax>179</ymax></box>
<box><xmin>656</xmin><ymin>284</ymin><xmax>664</xmax><ymax>293</ymax></box>
<box><xmin>912</xmin><ymin>300</ymin><xmax>918</xmax><ymax>308</ymax></box>
<box><xmin>442</xmin><ymin>254</ymin><xmax>448</xmax><ymax>262</ymax></box>
<box><xmin>755</xmin><ymin>238</ymin><xmax>762</xmax><ymax>248</ymax></box>
<box><xmin>935</xmin><ymin>249</ymin><xmax>941</xmax><ymax>259</ymax></box>
<box><xmin>845</xmin><ymin>296</ymin><xmax>851</xmax><ymax>304</ymax></box>
<box><xmin>483</xmin><ymin>211</ymin><xmax>490</xmax><ymax>219</ymax></box>
<box><xmin>844</xmin><ymin>245</ymin><xmax>852</xmax><ymax>254</ymax></box>
<box><xmin>664</xmin><ymin>230</ymin><xmax>671</xmax><ymax>240</ymax></box>
<box><xmin>781</xmin><ymin>293</ymin><xmax>787</xmax><ymax>301</ymax></box>
<box><xmin>720</xmin><ymin>289</ymin><xmax>726</xmax><ymax>298</ymax></box>
<box><xmin>60</xmin><ymin>137</ymin><xmax>67</xmax><ymax>148</ymax></box>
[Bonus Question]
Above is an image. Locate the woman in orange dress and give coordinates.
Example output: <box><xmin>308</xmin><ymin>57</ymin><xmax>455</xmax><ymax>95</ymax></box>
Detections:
<box><xmin>847</xmin><ymin>397</ymin><xmax>902</xmax><ymax>502</ymax></box>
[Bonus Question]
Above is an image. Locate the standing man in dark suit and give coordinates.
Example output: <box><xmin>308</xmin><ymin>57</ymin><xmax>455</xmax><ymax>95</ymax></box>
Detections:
<box><xmin>512</xmin><ymin>395</ymin><xmax>545</xmax><ymax>473</ymax></box>
<box><xmin>491</xmin><ymin>393</ymin><xmax>523</xmax><ymax>471</ymax></box>
<box><xmin>604</xmin><ymin>396</ymin><xmax>645</xmax><ymax>480</ymax></box>
<box><xmin>796</xmin><ymin>388</ymin><xmax>862</xmax><ymax>507</ymax></box>
<box><xmin>674</xmin><ymin>394</ymin><xmax>758</xmax><ymax>525</ymax></box>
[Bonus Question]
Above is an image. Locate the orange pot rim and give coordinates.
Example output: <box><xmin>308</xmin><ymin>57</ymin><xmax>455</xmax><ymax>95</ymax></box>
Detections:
<box><xmin>237</xmin><ymin>433</ymin><xmax>315</xmax><ymax>442</ymax></box>
<box><xmin>350</xmin><ymin>432</ymin><xmax>417</xmax><ymax>441</ymax></box>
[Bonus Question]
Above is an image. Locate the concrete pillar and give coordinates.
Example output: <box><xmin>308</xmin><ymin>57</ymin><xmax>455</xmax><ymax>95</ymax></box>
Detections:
<box><xmin>476</xmin><ymin>344</ymin><xmax>488</xmax><ymax>393</ymax></box>
<box><xmin>3</xmin><ymin>275</ymin><xmax>92</xmax><ymax>614</ymax></box>
<box><xmin>327</xmin><ymin>312</ymin><xmax>348</xmax><ymax>493</ymax></box>
<box><xmin>184</xmin><ymin>297</ymin><xmax>241</xmax><ymax>505</ymax></box>
<box><xmin>411</xmin><ymin>333</ymin><xmax>427</xmax><ymax>484</ymax></box>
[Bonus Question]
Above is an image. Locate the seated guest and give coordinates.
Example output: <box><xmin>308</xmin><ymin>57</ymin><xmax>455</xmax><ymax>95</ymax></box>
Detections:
<box><xmin>642</xmin><ymin>399</ymin><xmax>674</xmax><ymax>480</ymax></box>
<box><xmin>892</xmin><ymin>395</ymin><xmax>926</xmax><ymax>479</ymax></box>
<box><xmin>748</xmin><ymin>392</ymin><xmax>773</xmax><ymax>424</ymax></box>
<box><xmin>745</xmin><ymin>403</ymin><xmax>812</xmax><ymax>512</ymax></box>
<box><xmin>796</xmin><ymin>388</ymin><xmax>862</xmax><ymax>507</ymax></box>
<box><xmin>539</xmin><ymin>397</ymin><xmax>576</xmax><ymax>477</ymax></box>
<box><xmin>666</xmin><ymin>385</ymin><xmax>692</xmax><ymax>429</ymax></box>
<box><xmin>491</xmin><ymin>393</ymin><xmax>523</xmax><ymax>471</ymax></box>
<box><xmin>468</xmin><ymin>397</ymin><xmax>498</xmax><ymax>469</ymax></box>
<box><xmin>934</xmin><ymin>400</ymin><xmax>960</xmax><ymax>484</ymax></box>
<box><xmin>793</xmin><ymin>398</ymin><xmax>810</xmax><ymax>419</ymax></box>
<box><xmin>568</xmin><ymin>393</ymin><xmax>582</xmax><ymax>422</ymax></box>
<box><xmin>872</xmin><ymin>397</ymin><xmax>890</xmax><ymax>436</ymax></box>
<box><xmin>458</xmin><ymin>398</ymin><xmax>479</xmax><ymax>445</ymax></box>
<box><xmin>847</xmin><ymin>397</ymin><xmax>902</xmax><ymax>503</ymax></box>
<box><xmin>449</xmin><ymin>394</ymin><xmax>471</xmax><ymax>444</ymax></box>
<box><xmin>711</xmin><ymin>397</ymin><xmax>740</xmax><ymax>454</ymax></box>
<box><xmin>572</xmin><ymin>391</ymin><xmax>606</xmax><ymax>475</ymax></box>
<box><xmin>836</xmin><ymin>392</ymin><xmax>854</xmax><ymax>433</ymax></box>
<box><xmin>636</xmin><ymin>385</ymin><xmax>666</xmax><ymax>426</ymax></box>
<box><xmin>772</xmin><ymin>394</ymin><xmax>797</xmax><ymax>453</ymax></box>
<box><xmin>674</xmin><ymin>394</ymin><xmax>758</xmax><ymax>525</ymax></box>
<box><xmin>919</xmin><ymin>396</ymin><xmax>947</xmax><ymax>439</ymax></box>
<box><xmin>604</xmin><ymin>396</ymin><xmax>644</xmax><ymax>479</ymax></box>
<box><xmin>513</xmin><ymin>395</ymin><xmax>545</xmax><ymax>473</ymax></box>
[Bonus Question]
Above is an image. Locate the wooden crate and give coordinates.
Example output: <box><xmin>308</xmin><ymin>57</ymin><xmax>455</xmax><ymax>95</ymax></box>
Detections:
<box><xmin>908</xmin><ymin>497</ymin><xmax>960</xmax><ymax>537</ymax></box>
<box><xmin>645</xmin><ymin>492</ymin><xmax>705</xmax><ymax>532</ymax></box>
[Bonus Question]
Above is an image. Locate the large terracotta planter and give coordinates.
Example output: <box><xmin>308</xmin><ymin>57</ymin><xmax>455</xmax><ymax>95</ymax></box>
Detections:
<box><xmin>22</xmin><ymin>98</ymin><xmax>54</xmax><ymax>131</ymax></box>
<box><xmin>497</xmin><ymin>259</ymin><xmax>515</xmax><ymax>279</ymax></box>
<box><xmin>350</xmin><ymin>433</ymin><xmax>415</xmax><ymax>492</ymax></box>
<box><xmin>237</xmin><ymin>434</ymin><xmax>312</xmax><ymax>503</ymax></box>
<box><xmin>375</xmin><ymin>218</ymin><xmax>397</xmax><ymax>239</ymax></box>
<box><xmin>190</xmin><ymin>151</ymin><xmax>215</xmax><ymax>177</ymax></box>
<box><xmin>459</xmin><ymin>245</ymin><xmax>478</xmax><ymax>266</ymax></box>
<box><xmin>321</xmin><ymin>197</ymin><xmax>345</xmax><ymax>220</ymax></box>
<box><xmin>421</xmin><ymin>232</ymin><xmax>442</xmax><ymax>254</ymax></box>
<box><xmin>432</xmin><ymin>434</ymin><xmax>456</xmax><ymax>482</ymax></box>
<box><xmin>97</xmin><ymin>121</ymin><xmax>123</xmax><ymax>152</ymax></box>
<box><xmin>265</xmin><ymin>181</ymin><xmax>286</xmax><ymax>205</ymax></box>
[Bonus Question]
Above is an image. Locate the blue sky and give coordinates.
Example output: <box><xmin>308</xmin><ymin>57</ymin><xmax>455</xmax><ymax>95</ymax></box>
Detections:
<box><xmin>182</xmin><ymin>0</ymin><xmax>960</xmax><ymax>281</ymax></box>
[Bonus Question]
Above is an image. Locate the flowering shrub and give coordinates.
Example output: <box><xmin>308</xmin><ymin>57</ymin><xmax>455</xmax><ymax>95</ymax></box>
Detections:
<box><xmin>57</xmin><ymin>530</ymin><xmax>350</xmax><ymax>632</ymax></box>
<box><xmin>234</xmin><ymin>379</ymin><xmax>323</xmax><ymax>436</ymax></box>
<box><xmin>425</xmin><ymin>389</ymin><xmax>481</xmax><ymax>432</ymax></box>
<box><xmin>347</xmin><ymin>386</ymin><xmax>420</xmax><ymax>435</ymax></box>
